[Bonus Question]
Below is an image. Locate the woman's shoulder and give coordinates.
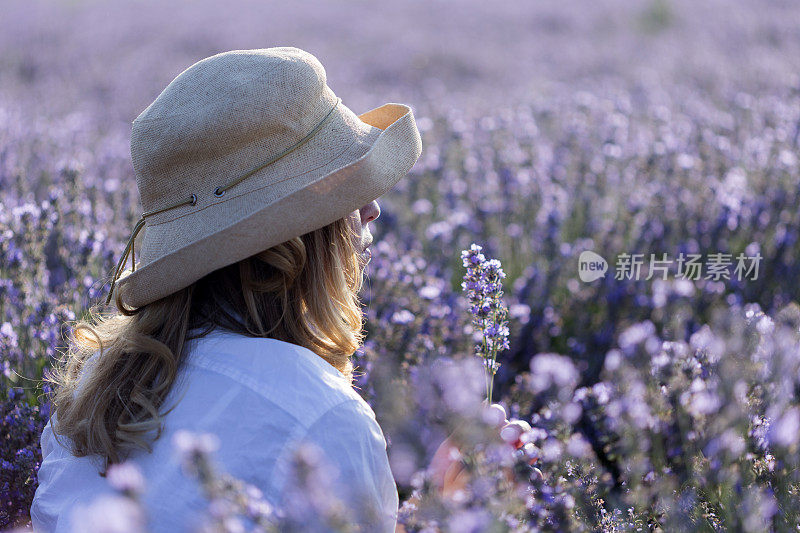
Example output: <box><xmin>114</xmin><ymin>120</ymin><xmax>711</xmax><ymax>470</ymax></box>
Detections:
<box><xmin>182</xmin><ymin>329</ymin><xmax>370</xmax><ymax>427</ymax></box>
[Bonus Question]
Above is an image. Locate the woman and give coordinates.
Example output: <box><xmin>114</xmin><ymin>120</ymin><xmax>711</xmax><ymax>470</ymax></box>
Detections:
<box><xmin>31</xmin><ymin>47</ymin><xmax>424</xmax><ymax>532</ymax></box>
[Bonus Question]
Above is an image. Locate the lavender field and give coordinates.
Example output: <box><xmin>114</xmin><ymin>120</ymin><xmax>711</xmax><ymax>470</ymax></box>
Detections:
<box><xmin>3</xmin><ymin>0</ymin><xmax>800</xmax><ymax>531</ymax></box>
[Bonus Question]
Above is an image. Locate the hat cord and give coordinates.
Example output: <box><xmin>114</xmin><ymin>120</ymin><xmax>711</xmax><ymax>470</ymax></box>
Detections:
<box><xmin>215</xmin><ymin>97</ymin><xmax>341</xmax><ymax>196</ymax></box>
<box><xmin>105</xmin><ymin>97</ymin><xmax>342</xmax><ymax>307</ymax></box>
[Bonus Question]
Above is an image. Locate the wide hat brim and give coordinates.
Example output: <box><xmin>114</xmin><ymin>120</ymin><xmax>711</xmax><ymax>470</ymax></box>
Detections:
<box><xmin>113</xmin><ymin>100</ymin><xmax>422</xmax><ymax>308</ymax></box>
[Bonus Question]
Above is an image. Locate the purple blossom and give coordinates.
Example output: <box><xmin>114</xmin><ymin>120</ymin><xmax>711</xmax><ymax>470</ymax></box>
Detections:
<box><xmin>106</xmin><ymin>462</ymin><xmax>145</xmax><ymax>498</ymax></box>
<box><xmin>71</xmin><ymin>495</ymin><xmax>148</xmax><ymax>533</ymax></box>
<box><xmin>461</xmin><ymin>243</ymin><xmax>510</xmax><ymax>403</ymax></box>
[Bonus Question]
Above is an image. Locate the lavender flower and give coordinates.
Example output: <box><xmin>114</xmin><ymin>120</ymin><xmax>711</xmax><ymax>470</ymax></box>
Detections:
<box><xmin>461</xmin><ymin>244</ymin><xmax>510</xmax><ymax>403</ymax></box>
<box><xmin>71</xmin><ymin>494</ymin><xmax>148</xmax><ymax>533</ymax></box>
<box><xmin>0</xmin><ymin>388</ymin><xmax>47</xmax><ymax>529</ymax></box>
<box><xmin>171</xmin><ymin>430</ymin><xmax>278</xmax><ymax>532</ymax></box>
<box><xmin>71</xmin><ymin>462</ymin><xmax>147</xmax><ymax>533</ymax></box>
<box><xmin>106</xmin><ymin>462</ymin><xmax>145</xmax><ymax>498</ymax></box>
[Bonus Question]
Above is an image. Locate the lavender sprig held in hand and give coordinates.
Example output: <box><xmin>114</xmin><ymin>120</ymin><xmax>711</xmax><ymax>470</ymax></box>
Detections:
<box><xmin>461</xmin><ymin>244</ymin><xmax>510</xmax><ymax>404</ymax></box>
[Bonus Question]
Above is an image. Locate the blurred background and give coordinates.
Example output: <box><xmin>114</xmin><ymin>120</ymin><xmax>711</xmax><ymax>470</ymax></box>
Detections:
<box><xmin>3</xmin><ymin>0</ymin><xmax>800</xmax><ymax>120</ymax></box>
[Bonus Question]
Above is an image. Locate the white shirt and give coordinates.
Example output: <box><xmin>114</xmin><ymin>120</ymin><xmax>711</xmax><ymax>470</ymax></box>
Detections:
<box><xmin>31</xmin><ymin>329</ymin><xmax>399</xmax><ymax>532</ymax></box>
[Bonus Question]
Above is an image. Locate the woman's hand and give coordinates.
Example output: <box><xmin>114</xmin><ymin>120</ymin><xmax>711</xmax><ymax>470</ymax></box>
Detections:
<box><xmin>429</xmin><ymin>403</ymin><xmax>536</xmax><ymax>499</ymax></box>
<box><xmin>394</xmin><ymin>404</ymin><xmax>540</xmax><ymax>531</ymax></box>
<box><xmin>429</xmin><ymin>433</ymin><xmax>470</xmax><ymax>498</ymax></box>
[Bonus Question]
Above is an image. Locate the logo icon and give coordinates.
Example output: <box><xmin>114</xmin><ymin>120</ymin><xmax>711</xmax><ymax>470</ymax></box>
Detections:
<box><xmin>578</xmin><ymin>251</ymin><xmax>608</xmax><ymax>282</ymax></box>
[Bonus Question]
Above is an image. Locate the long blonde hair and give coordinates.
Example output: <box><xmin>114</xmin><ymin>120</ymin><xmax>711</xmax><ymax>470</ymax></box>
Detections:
<box><xmin>45</xmin><ymin>214</ymin><xmax>367</xmax><ymax>473</ymax></box>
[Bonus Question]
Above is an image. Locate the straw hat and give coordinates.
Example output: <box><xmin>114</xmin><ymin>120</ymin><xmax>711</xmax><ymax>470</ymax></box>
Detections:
<box><xmin>106</xmin><ymin>47</ymin><xmax>422</xmax><ymax>309</ymax></box>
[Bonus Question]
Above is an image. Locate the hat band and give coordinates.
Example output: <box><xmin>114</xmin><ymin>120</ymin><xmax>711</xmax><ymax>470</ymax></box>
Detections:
<box><xmin>105</xmin><ymin>97</ymin><xmax>342</xmax><ymax>306</ymax></box>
